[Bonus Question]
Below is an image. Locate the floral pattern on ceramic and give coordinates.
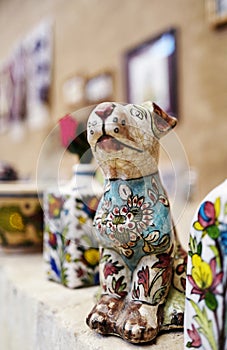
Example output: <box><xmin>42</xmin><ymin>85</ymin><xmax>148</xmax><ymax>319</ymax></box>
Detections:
<box><xmin>0</xmin><ymin>188</ymin><xmax>43</xmax><ymax>251</ymax></box>
<box><xmin>86</xmin><ymin>101</ymin><xmax>187</xmax><ymax>344</ymax></box>
<box><xmin>43</xmin><ymin>164</ymin><xmax>101</xmax><ymax>288</ymax></box>
<box><xmin>185</xmin><ymin>179</ymin><xmax>227</xmax><ymax>350</ymax></box>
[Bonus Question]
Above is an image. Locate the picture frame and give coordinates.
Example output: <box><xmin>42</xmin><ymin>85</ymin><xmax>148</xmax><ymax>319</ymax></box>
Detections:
<box><xmin>124</xmin><ymin>28</ymin><xmax>178</xmax><ymax>117</ymax></box>
<box><xmin>207</xmin><ymin>0</ymin><xmax>227</xmax><ymax>27</ymax></box>
<box><xmin>62</xmin><ymin>74</ymin><xmax>85</xmax><ymax>108</ymax></box>
<box><xmin>84</xmin><ymin>71</ymin><xmax>114</xmax><ymax>105</ymax></box>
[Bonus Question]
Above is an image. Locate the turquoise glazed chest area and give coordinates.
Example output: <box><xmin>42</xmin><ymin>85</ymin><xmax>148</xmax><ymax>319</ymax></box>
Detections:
<box><xmin>94</xmin><ymin>172</ymin><xmax>172</xmax><ymax>271</ymax></box>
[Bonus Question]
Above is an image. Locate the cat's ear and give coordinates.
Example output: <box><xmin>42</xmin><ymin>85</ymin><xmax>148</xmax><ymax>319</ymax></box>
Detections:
<box><xmin>142</xmin><ymin>101</ymin><xmax>177</xmax><ymax>138</ymax></box>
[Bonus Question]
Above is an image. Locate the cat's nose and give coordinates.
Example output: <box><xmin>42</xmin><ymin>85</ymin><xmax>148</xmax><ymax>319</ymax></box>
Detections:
<box><xmin>95</xmin><ymin>103</ymin><xmax>115</xmax><ymax>120</ymax></box>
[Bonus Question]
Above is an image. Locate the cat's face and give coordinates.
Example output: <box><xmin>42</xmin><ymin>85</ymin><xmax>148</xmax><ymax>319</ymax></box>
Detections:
<box><xmin>87</xmin><ymin>102</ymin><xmax>177</xmax><ymax>178</ymax></box>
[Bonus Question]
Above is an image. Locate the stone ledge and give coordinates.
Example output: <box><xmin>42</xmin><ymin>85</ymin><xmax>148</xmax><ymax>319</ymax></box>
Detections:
<box><xmin>0</xmin><ymin>253</ymin><xmax>183</xmax><ymax>350</ymax></box>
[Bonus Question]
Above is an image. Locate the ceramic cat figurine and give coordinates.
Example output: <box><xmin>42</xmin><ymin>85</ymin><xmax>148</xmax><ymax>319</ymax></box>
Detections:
<box><xmin>86</xmin><ymin>101</ymin><xmax>186</xmax><ymax>344</ymax></box>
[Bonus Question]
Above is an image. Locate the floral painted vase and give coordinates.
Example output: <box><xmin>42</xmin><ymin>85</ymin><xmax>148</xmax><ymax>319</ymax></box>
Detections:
<box><xmin>185</xmin><ymin>179</ymin><xmax>227</xmax><ymax>350</ymax></box>
<box><xmin>85</xmin><ymin>101</ymin><xmax>187</xmax><ymax>344</ymax></box>
<box><xmin>0</xmin><ymin>183</ymin><xmax>43</xmax><ymax>252</ymax></box>
<box><xmin>43</xmin><ymin>163</ymin><xmax>102</xmax><ymax>288</ymax></box>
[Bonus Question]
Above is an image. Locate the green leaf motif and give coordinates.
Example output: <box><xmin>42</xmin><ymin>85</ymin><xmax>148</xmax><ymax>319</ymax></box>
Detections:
<box><xmin>118</xmin><ymin>283</ymin><xmax>127</xmax><ymax>293</ymax></box>
<box><xmin>61</xmin><ymin>267</ymin><xmax>68</xmax><ymax>286</ymax></box>
<box><xmin>189</xmin><ymin>235</ymin><xmax>202</xmax><ymax>256</ymax></box>
<box><xmin>112</xmin><ymin>277</ymin><xmax>116</xmax><ymax>289</ymax></box>
<box><xmin>190</xmin><ymin>300</ymin><xmax>217</xmax><ymax>350</ymax></box>
<box><xmin>152</xmin><ymin>286</ymin><xmax>167</xmax><ymax>305</ymax></box>
<box><xmin>100</xmin><ymin>254</ymin><xmax>111</xmax><ymax>263</ymax></box>
<box><xmin>206</xmin><ymin>225</ymin><xmax>220</xmax><ymax>240</ymax></box>
<box><xmin>197</xmin><ymin>241</ymin><xmax>202</xmax><ymax>256</ymax></box>
<box><xmin>209</xmin><ymin>245</ymin><xmax>221</xmax><ymax>269</ymax></box>
<box><xmin>205</xmin><ymin>291</ymin><xmax>218</xmax><ymax>311</ymax></box>
<box><xmin>186</xmin><ymin>340</ymin><xmax>192</xmax><ymax>348</ymax></box>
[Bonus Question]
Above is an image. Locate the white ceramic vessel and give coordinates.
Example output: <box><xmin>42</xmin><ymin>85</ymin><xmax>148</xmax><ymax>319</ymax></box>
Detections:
<box><xmin>185</xmin><ymin>179</ymin><xmax>227</xmax><ymax>350</ymax></box>
<box><xmin>43</xmin><ymin>163</ymin><xmax>102</xmax><ymax>288</ymax></box>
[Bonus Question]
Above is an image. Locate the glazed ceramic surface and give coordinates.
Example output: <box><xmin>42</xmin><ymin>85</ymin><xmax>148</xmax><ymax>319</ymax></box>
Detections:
<box><xmin>0</xmin><ymin>183</ymin><xmax>43</xmax><ymax>252</ymax></box>
<box><xmin>185</xmin><ymin>179</ymin><xmax>227</xmax><ymax>350</ymax></box>
<box><xmin>43</xmin><ymin>164</ymin><xmax>102</xmax><ymax>288</ymax></box>
<box><xmin>86</xmin><ymin>101</ymin><xmax>187</xmax><ymax>344</ymax></box>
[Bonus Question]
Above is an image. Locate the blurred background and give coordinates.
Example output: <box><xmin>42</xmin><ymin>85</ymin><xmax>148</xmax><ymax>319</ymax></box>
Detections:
<box><xmin>0</xmin><ymin>0</ymin><xmax>226</xmax><ymax>201</ymax></box>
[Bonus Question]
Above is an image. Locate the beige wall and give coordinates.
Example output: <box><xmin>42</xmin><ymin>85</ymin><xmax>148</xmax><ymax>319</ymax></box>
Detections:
<box><xmin>0</xmin><ymin>0</ymin><xmax>226</xmax><ymax>198</ymax></box>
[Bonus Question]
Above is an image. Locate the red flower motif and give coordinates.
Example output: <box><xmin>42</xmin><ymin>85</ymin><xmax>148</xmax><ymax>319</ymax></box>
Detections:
<box><xmin>138</xmin><ymin>266</ymin><xmax>150</xmax><ymax>297</ymax></box>
<box><xmin>103</xmin><ymin>260</ymin><xmax>124</xmax><ymax>279</ymax></box>
<box><xmin>193</xmin><ymin>200</ymin><xmax>220</xmax><ymax>234</ymax></box>
<box><xmin>76</xmin><ymin>267</ymin><xmax>85</xmax><ymax>278</ymax></box>
<box><xmin>152</xmin><ymin>247</ymin><xmax>174</xmax><ymax>285</ymax></box>
<box><xmin>48</xmin><ymin>232</ymin><xmax>57</xmax><ymax>249</ymax></box>
<box><xmin>187</xmin><ymin>324</ymin><xmax>202</xmax><ymax>348</ymax></box>
<box><xmin>198</xmin><ymin>201</ymin><xmax>215</xmax><ymax>228</ymax></box>
<box><xmin>132</xmin><ymin>283</ymin><xmax>140</xmax><ymax>299</ymax></box>
<box><xmin>153</xmin><ymin>252</ymin><xmax>172</xmax><ymax>269</ymax></box>
<box><xmin>110</xmin><ymin>276</ymin><xmax>128</xmax><ymax>297</ymax></box>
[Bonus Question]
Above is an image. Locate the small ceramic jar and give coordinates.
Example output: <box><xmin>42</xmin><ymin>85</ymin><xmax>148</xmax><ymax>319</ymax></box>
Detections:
<box><xmin>43</xmin><ymin>163</ymin><xmax>102</xmax><ymax>288</ymax></box>
<box><xmin>0</xmin><ymin>183</ymin><xmax>43</xmax><ymax>253</ymax></box>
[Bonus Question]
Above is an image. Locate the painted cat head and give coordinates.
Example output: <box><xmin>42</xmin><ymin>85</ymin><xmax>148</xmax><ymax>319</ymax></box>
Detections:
<box><xmin>87</xmin><ymin>101</ymin><xmax>177</xmax><ymax>179</ymax></box>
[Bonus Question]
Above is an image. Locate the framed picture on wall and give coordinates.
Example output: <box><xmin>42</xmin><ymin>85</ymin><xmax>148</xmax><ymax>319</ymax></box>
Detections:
<box><xmin>207</xmin><ymin>0</ymin><xmax>227</xmax><ymax>26</ymax></box>
<box><xmin>62</xmin><ymin>74</ymin><xmax>85</xmax><ymax>108</ymax></box>
<box><xmin>125</xmin><ymin>28</ymin><xmax>178</xmax><ymax>117</ymax></box>
<box><xmin>84</xmin><ymin>71</ymin><xmax>114</xmax><ymax>105</ymax></box>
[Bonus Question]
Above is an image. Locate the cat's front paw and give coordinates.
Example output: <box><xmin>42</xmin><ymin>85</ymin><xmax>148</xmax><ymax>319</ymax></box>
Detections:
<box><xmin>86</xmin><ymin>294</ymin><xmax>125</xmax><ymax>335</ymax></box>
<box><xmin>116</xmin><ymin>301</ymin><xmax>163</xmax><ymax>343</ymax></box>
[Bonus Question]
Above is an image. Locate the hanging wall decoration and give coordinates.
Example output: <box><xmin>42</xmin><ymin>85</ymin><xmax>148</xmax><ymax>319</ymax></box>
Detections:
<box><xmin>125</xmin><ymin>28</ymin><xmax>178</xmax><ymax>118</ymax></box>
<box><xmin>62</xmin><ymin>75</ymin><xmax>86</xmax><ymax>109</ymax></box>
<box><xmin>0</xmin><ymin>61</ymin><xmax>12</xmax><ymax>134</ymax></box>
<box><xmin>24</xmin><ymin>20</ymin><xmax>53</xmax><ymax>130</ymax></box>
<box><xmin>207</xmin><ymin>0</ymin><xmax>227</xmax><ymax>27</ymax></box>
<box><xmin>8</xmin><ymin>44</ymin><xmax>27</xmax><ymax>141</ymax></box>
<box><xmin>0</xmin><ymin>19</ymin><xmax>53</xmax><ymax>139</ymax></box>
<box><xmin>84</xmin><ymin>71</ymin><xmax>114</xmax><ymax>105</ymax></box>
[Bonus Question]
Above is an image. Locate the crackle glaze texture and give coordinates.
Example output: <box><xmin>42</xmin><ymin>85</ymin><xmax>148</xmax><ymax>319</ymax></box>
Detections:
<box><xmin>86</xmin><ymin>101</ymin><xmax>187</xmax><ymax>344</ymax></box>
<box><xmin>185</xmin><ymin>179</ymin><xmax>227</xmax><ymax>350</ymax></box>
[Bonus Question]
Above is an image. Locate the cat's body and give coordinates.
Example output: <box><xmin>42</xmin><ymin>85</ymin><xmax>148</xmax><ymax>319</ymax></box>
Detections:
<box><xmin>86</xmin><ymin>101</ymin><xmax>186</xmax><ymax>343</ymax></box>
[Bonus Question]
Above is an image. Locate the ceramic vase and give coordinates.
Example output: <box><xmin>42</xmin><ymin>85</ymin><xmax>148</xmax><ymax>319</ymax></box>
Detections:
<box><xmin>0</xmin><ymin>183</ymin><xmax>43</xmax><ymax>253</ymax></box>
<box><xmin>43</xmin><ymin>163</ymin><xmax>102</xmax><ymax>288</ymax></box>
<box><xmin>185</xmin><ymin>179</ymin><xmax>227</xmax><ymax>350</ymax></box>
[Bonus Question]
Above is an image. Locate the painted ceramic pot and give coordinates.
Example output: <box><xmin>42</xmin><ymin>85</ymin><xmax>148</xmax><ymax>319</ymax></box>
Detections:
<box><xmin>85</xmin><ymin>102</ymin><xmax>187</xmax><ymax>344</ymax></box>
<box><xmin>43</xmin><ymin>163</ymin><xmax>102</xmax><ymax>288</ymax></box>
<box><xmin>185</xmin><ymin>179</ymin><xmax>227</xmax><ymax>350</ymax></box>
<box><xmin>0</xmin><ymin>183</ymin><xmax>43</xmax><ymax>252</ymax></box>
